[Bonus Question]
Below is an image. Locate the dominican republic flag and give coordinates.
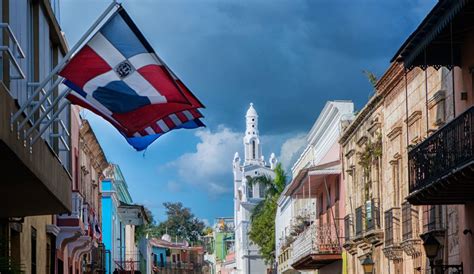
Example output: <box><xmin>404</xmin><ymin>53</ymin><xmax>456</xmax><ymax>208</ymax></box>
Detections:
<box><xmin>59</xmin><ymin>7</ymin><xmax>205</xmax><ymax>150</ymax></box>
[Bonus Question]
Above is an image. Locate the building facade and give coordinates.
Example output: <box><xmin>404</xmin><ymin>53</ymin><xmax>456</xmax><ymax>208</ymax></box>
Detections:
<box><xmin>390</xmin><ymin>1</ymin><xmax>474</xmax><ymax>273</ymax></box>
<box><xmin>0</xmin><ymin>1</ymin><xmax>72</xmax><ymax>273</ymax></box>
<box><xmin>339</xmin><ymin>1</ymin><xmax>474</xmax><ymax>273</ymax></box>
<box><xmin>233</xmin><ymin>103</ymin><xmax>278</xmax><ymax>274</ymax></box>
<box><xmin>276</xmin><ymin>101</ymin><xmax>353</xmax><ymax>274</ymax></box>
<box><xmin>148</xmin><ymin>235</ymin><xmax>208</xmax><ymax>273</ymax></box>
<box><xmin>102</xmin><ymin>164</ymin><xmax>149</xmax><ymax>273</ymax></box>
<box><xmin>55</xmin><ymin>116</ymin><xmax>108</xmax><ymax>274</ymax></box>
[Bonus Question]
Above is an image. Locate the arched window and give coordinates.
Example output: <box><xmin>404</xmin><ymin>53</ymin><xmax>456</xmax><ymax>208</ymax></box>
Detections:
<box><xmin>252</xmin><ymin>140</ymin><xmax>256</xmax><ymax>159</ymax></box>
<box><xmin>259</xmin><ymin>183</ymin><xmax>266</xmax><ymax>198</ymax></box>
<box><xmin>248</xmin><ymin>184</ymin><xmax>253</xmax><ymax>198</ymax></box>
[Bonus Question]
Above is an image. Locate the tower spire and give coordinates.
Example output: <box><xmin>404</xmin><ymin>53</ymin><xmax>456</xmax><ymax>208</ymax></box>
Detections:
<box><xmin>244</xmin><ymin>103</ymin><xmax>263</xmax><ymax>165</ymax></box>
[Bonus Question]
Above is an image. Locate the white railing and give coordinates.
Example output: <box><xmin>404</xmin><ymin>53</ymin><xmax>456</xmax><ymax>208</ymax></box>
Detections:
<box><xmin>58</xmin><ymin>192</ymin><xmax>83</xmax><ymax>220</ymax></box>
<box><xmin>292</xmin><ymin>223</ymin><xmax>314</xmax><ymax>261</ymax></box>
<box><xmin>292</xmin><ymin>222</ymin><xmax>342</xmax><ymax>263</ymax></box>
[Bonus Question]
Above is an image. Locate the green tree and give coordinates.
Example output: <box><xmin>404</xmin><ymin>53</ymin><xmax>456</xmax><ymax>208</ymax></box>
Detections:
<box><xmin>153</xmin><ymin>202</ymin><xmax>206</xmax><ymax>244</ymax></box>
<box><xmin>135</xmin><ymin>206</ymin><xmax>154</xmax><ymax>242</ymax></box>
<box><xmin>247</xmin><ymin>163</ymin><xmax>288</xmax><ymax>264</ymax></box>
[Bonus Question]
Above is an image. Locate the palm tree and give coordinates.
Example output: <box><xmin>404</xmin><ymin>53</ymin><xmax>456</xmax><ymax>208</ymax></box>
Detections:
<box><xmin>247</xmin><ymin>163</ymin><xmax>288</xmax><ymax>265</ymax></box>
<box><xmin>246</xmin><ymin>163</ymin><xmax>287</xmax><ymax>200</ymax></box>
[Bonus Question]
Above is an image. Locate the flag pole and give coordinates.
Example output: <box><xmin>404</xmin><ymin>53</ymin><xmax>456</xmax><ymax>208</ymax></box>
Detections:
<box><xmin>24</xmin><ymin>88</ymin><xmax>71</xmax><ymax>139</ymax></box>
<box><xmin>16</xmin><ymin>77</ymin><xmax>63</xmax><ymax>132</ymax></box>
<box><xmin>11</xmin><ymin>1</ymin><xmax>120</xmax><ymax>125</ymax></box>
<box><xmin>30</xmin><ymin>101</ymin><xmax>70</xmax><ymax>146</ymax></box>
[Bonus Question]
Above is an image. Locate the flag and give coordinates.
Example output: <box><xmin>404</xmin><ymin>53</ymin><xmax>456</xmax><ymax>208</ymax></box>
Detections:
<box><xmin>126</xmin><ymin>109</ymin><xmax>205</xmax><ymax>151</ymax></box>
<box><xmin>59</xmin><ymin>6</ymin><xmax>205</xmax><ymax>150</ymax></box>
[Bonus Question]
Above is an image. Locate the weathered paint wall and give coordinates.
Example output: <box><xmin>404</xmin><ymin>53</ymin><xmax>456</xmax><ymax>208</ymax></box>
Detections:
<box><xmin>20</xmin><ymin>215</ymin><xmax>52</xmax><ymax>274</ymax></box>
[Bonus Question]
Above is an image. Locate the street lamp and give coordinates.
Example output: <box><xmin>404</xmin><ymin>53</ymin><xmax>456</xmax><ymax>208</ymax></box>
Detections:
<box><xmin>423</xmin><ymin>234</ymin><xmax>440</xmax><ymax>261</ymax></box>
<box><xmin>422</xmin><ymin>234</ymin><xmax>440</xmax><ymax>274</ymax></box>
<box><xmin>361</xmin><ymin>256</ymin><xmax>374</xmax><ymax>274</ymax></box>
<box><xmin>422</xmin><ymin>234</ymin><xmax>463</xmax><ymax>274</ymax></box>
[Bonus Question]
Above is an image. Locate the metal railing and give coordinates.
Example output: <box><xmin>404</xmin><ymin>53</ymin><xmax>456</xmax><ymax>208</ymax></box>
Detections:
<box><xmin>408</xmin><ymin>106</ymin><xmax>474</xmax><ymax>193</ymax></box>
<box><xmin>355</xmin><ymin>206</ymin><xmax>364</xmax><ymax>236</ymax></box>
<box><xmin>0</xmin><ymin>23</ymin><xmax>26</xmax><ymax>79</ymax></box>
<box><xmin>354</xmin><ymin>199</ymin><xmax>381</xmax><ymax>237</ymax></box>
<box><xmin>384</xmin><ymin>207</ymin><xmax>401</xmax><ymax>247</ymax></box>
<box><xmin>344</xmin><ymin>214</ymin><xmax>353</xmax><ymax>242</ymax></box>
<box><xmin>402</xmin><ymin>202</ymin><xmax>419</xmax><ymax>241</ymax></box>
<box><xmin>423</xmin><ymin>205</ymin><xmax>445</xmax><ymax>233</ymax></box>
<box><xmin>153</xmin><ymin>262</ymin><xmax>203</xmax><ymax>271</ymax></box>
<box><xmin>292</xmin><ymin>222</ymin><xmax>342</xmax><ymax>263</ymax></box>
<box><xmin>366</xmin><ymin>199</ymin><xmax>381</xmax><ymax>231</ymax></box>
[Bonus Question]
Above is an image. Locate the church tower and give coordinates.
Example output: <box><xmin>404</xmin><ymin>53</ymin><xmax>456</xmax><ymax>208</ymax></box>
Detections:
<box><xmin>232</xmin><ymin>103</ymin><xmax>277</xmax><ymax>274</ymax></box>
<box><xmin>244</xmin><ymin>103</ymin><xmax>264</xmax><ymax>165</ymax></box>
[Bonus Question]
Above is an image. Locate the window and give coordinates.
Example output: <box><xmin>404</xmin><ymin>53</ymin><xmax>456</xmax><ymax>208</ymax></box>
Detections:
<box><xmin>74</xmin><ymin>149</ymin><xmax>79</xmax><ymax>190</ymax></box>
<box><xmin>391</xmin><ymin>160</ymin><xmax>400</xmax><ymax>207</ymax></box>
<box><xmin>384</xmin><ymin>210</ymin><xmax>394</xmax><ymax>246</ymax></box>
<box><xmin>31</xmin><ymin>227</ymin><xmax>37</xmax><ymax>274</ymax></box>
<box><xmin>46</xmin><ymin>234</ymin><xmax>55</xmax><ymax>274</ymax></box>
<box><xmin>335</xmin><ymin>176</ymin><xmax>340</xmax><ymax>201</ymax></box>
<box><xmin>160</xmin><ymin>253</ymin><xmax>164</xmax><ymax>267</ymax></box>
<box><xmin>259</xmin><ymin>183</ymin><xmax>265</xmax><ymax>198</ymax></box>
<box><xmin>326</xmin><ymin>186</ymin><xmax>331</xmax><ymax>209</ymax></box>
<box><xmin>248</xmin><ymin>184</ymin><xmax>253</xmax><ymax>198</ymax></box>
<box><xmin>252</xmin><ymin>140</ymin><xmax>256</xmax><ymax>159</ymax></box>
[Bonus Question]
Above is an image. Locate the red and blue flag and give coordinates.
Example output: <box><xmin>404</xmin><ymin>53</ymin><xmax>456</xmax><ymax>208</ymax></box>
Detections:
<box><xmin>59</xmin><ymin>7</ymin><xmax>205</xmax><ymax>150</ymax></box>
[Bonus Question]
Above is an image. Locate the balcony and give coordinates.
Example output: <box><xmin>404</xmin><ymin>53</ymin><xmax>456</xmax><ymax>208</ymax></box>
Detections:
<box><xmin>353</xmin><ymin>199</ymin><xmax>383</xmax><ymax>245</ymax></box>
<box><xmin>407</xmin><ymin>106</ymin><xmax>474</xmax><ymax>205</ymax></box>
<box><xmin>400</xmin><ymin>202</ymin><xmax>422</xmax><ymax>256</ymax></box>
<box><xmin>291</xmin><ymin>222</ymin><xmax>342</xmax><ymax>270</ymax></box>
<box><xmin>421</xmin><ymin>205</ymin><xmax>446</xmax><ymax>237</ymax></box>
<box><xmin>342</xmin><ymin>214</ymin><xmax>357</xmax><ymax>254</ymax></box>
<box><xmin>0</xmin><ymin>23</ymin><xmax>71</xmax><ymax>217</ymax></box>
<box><xmin>153</xmin><ymin>262</ymin><xmax>202</xmax><ymax>273</ymax></box>
<box><xmin>382</xmin><ymin>207</ymin><xmax>403</xmax><ymax>260</ymax></box>
<box><xmin>57</xmin><ymin>192</ymin><xmax>85</xmax><ymax>227</ymax></box>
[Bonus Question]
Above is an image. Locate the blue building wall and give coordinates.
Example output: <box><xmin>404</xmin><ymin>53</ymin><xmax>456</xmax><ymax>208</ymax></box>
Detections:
<box><xmin>152</xmin><ymin>246</ymin><xmax>168</xmax><ymax>267</ymax></box>
<box><xmin>101</xmin><ymin>166</ymin><xmax>136</xmax><ymax>273</ymax></box>
<box><xmin>101</xmin><ymin>180</ymin><xmax>114</xmax><ymax>273</ymax></box>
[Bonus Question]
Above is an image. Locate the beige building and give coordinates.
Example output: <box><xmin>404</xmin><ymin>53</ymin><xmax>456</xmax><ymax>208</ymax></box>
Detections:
<box><xmin>340</xmin><ymin>1</ymin><xmax>473</xmax><ymax>269</ymax></box>
<box><xmin>340</xmin><ymin>89</ymin><xmax>386</xmax><ymax>274</ymax></box>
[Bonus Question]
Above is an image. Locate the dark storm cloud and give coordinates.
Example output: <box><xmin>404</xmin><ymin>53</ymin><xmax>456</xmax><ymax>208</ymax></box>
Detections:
<box><xmin>126</xmin><ymin>0</ymin><xmax>435</xmax><ymax>134</ymax></box>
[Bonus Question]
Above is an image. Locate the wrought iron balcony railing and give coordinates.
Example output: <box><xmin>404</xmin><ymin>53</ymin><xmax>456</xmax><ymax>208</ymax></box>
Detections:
<box><xmin>408</xmin><ymin>106</ymin><xmax>474</xmax><ymax>194</ymax></box>
<box><xmin>354</xmin><ymin>199</ymin><xmax>381</xmax><ymax>238</ymax></box>
<box><xmin>344</xmin><ymin>214</ymin><xmax>353</xmax><ymax>242</ymax></box>
<box><xmin>366</xmin><ymin>199</ymin><xmax>381</xmax><ymax>231</ymax></box>
<box><xmin>384</xmin><ymin>207</ymin><xmax>401</xmax><ymax>247</ymax></box>
<box><xmin>355</xmin><ymin>206</ymin><xmax>364</xmax><ymax>237</ymax></box>
<box><xmin>422</xmin><ymin>205</ymin><xmax>445</xmax><ymax>234</ymax></box>
<box><xmin>402</xmin><ymin>202</ymin><xmax>419</xmax><ymax>241</ymax></box>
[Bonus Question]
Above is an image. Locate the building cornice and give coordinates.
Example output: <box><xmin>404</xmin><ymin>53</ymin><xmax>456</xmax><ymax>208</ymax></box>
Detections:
<box><xmin>339</xmin><ymin>95</ymin><xmax>383</xmax><ymax>146</ymax></box>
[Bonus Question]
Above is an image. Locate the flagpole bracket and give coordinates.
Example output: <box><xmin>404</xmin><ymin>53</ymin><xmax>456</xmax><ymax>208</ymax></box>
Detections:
<box><xmin>29</xmin><ymin>137</ymin><xmax>33</xmax><ymax>154</ymax></box>
<box><xmin>23</xmin><ymin>130</ymin><xmax>27</xmax><ymax>148</ymax></box>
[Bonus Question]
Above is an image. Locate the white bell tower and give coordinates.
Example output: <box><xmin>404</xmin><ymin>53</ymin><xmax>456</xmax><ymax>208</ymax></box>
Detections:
<box><xmin>244</xmin><ymin>103</ymin><xmax>263</xmax><ymax>165</ymax></box>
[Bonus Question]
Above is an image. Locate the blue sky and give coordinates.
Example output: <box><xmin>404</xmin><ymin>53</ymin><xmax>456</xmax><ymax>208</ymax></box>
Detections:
<box><xmin>59</xmin><ymin>0</ymin><xmax>435</xmax><ymax>224</ymax></box>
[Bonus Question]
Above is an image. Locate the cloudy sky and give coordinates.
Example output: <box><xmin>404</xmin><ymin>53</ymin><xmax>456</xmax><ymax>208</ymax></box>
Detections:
<box><xmin>59</xmin><ymin>0</ymin><xmax>435</xmax><ymax>224</ymax></box>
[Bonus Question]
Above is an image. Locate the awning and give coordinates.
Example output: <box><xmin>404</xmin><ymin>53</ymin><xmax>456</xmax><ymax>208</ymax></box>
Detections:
<box><xmin>391</xmin><ymin>0</ymin><xmax>470</xmax><ymax>69</ymax></box>
<box><xmin>285</xmin><ymin>162</ymin><xmax>341</xmax><ymax>196</ymax></box>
